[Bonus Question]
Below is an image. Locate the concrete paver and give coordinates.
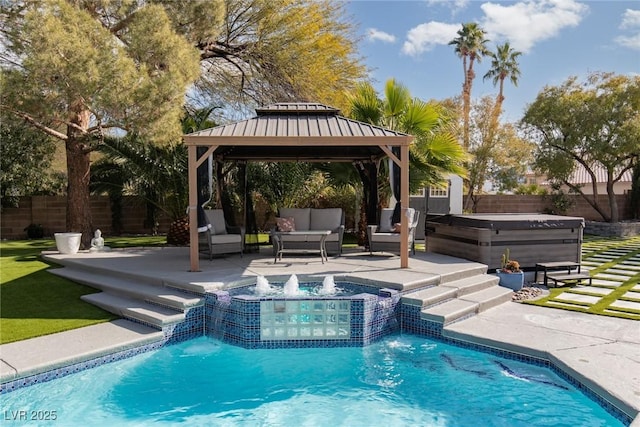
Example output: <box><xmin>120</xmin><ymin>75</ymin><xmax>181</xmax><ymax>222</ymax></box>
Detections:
<box><xmin>577</xmin><ymin>286</ymin><xmax>615</xmax><ymax>295</ymax></box>
<box><xmin>554</xmin><ymin>293</ymin><xmax>602</xmax><ymax>304</ymax></box>
<box><xmin>610</xmin><ymin>300</ymin><xmax>640</xmax><ymax>311</ymax></box>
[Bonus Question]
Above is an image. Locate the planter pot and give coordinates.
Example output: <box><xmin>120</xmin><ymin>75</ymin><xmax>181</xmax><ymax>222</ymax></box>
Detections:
<box><xmin>496</xmin><ymin>269</ymin><xmax>524</xmax><ymax>291</ymax></box>
<box><xmin>54</xmin><ymin>232</ymin><xmax>82</xmax><ymax>254</ymax></box>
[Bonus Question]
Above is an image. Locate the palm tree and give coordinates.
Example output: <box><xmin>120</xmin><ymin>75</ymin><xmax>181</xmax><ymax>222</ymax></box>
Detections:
<box><xmin>456</xmin><ymin>42</ymin><xmax>522</xmax><ymax>212</ymax></box>
<box><xmin>343</xmin><ymin>79</ymin><xmax>467</xmax><ymax>242</ymax></box>
<box><xmin>91</xmin><ymin>135</ymin><xmax>189</xmax><ymax>242</ymax></box>
<box><xmin>91</xmin><ymin>107</ymin><xmax>218</xmax><ymax>244</ymax></box>
<box><xmin>483</xmin><ymin>42</ymin><xmax>521</xmax><ymax>121</ymax></box>
<box><xmin>449</xmin><ymin>22</ymin><xmax>490</xmax><ymax>149</ymax></box>
<box><xmin>351</xmin><ymin>79</ymin><xmax>466</xmax><ymax>189</ymax></box>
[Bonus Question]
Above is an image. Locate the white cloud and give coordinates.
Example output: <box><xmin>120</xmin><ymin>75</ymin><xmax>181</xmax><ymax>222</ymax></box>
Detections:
<box><xmin>367</xmin><ymin>28</ymin><xmax>397</xmax><ymax>43</ymax></box>
<box><xmin>426</xmin><ymin>0</ymin><xmax>469</xmax><ymax>14</ymax></box>
<box><xmin>615</xmin><ymin>33</ymin><xmax>640</xmax><ymax>50</ymax></box>
<box><xmin>620</xmin><ymin>9</ymin><xmax>640</xmax><ymax>29</ymax></box>
<box><xmin>401</xmin><ymin>21</ymin><xmax>461</xmax><ymax>56</ymax></box>
<box><xmin>480</xmin><ymin>0</ymin><xmax>589</xmax><ymax>53</ymax></box>
<box><xmin>615</xmin><ymin>9</ymin><xmax>640</xmax><ymax>50</ymax></box>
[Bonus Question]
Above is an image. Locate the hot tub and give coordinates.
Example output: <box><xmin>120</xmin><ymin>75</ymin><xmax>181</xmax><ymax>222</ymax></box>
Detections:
<box><xmin>425</xmin><ymin>214</ymin><xmax>584</xmax><ymax>270</ymax></box>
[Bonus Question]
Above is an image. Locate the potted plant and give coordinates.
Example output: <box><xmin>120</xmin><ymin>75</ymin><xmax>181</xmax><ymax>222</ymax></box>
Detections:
<box><xmin>24</xmin><ymin>223</ymin><xmax>44</xmax><ymax>239</ymax></box>
<box><xmin>496</xmin><ymin>248</ymin><xmax>524</xmax><ymax>291</ymax></box>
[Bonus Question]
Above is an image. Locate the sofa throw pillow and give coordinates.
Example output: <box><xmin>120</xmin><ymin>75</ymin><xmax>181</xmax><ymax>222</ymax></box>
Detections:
<box><xmin>276</xmin><ymin>217</ymin><xmax>296</xmax><ymax>232</ymax></box>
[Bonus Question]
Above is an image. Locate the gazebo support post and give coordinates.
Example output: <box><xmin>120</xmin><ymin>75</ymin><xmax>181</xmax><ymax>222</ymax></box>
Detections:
<box><xmin>188</xmin><ymin>145</ymin><xmax>200</xmax><ymax>272</ymax></box>
<box><xmin>400</xmin><ymin>144</ymin><xmax>409</xmax><ymax>268</ymax></box>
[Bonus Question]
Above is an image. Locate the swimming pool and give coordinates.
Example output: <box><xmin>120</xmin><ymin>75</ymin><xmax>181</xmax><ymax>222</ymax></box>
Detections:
<box><xmin>2</xmin><ymin>334</ymin><xmax>624</xmax><ymax>426</ymax></box>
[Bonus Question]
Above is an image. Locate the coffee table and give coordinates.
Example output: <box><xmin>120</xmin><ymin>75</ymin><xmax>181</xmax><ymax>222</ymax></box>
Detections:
<box><xmin>272</xmin><ymin>230</ymin><xmax>332</xmax><ymax>264</ymax></box>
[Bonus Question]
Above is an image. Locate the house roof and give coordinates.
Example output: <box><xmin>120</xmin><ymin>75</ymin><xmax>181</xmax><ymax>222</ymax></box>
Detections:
<box><xmin>569</xmin><ymin>163</ymin><xmax>633</xmax><ymax>184</ymax></box>
<box><xmin>183</xmin><ymin>103</ymin><xmax>412</xmax><ymax>162</ymax></box>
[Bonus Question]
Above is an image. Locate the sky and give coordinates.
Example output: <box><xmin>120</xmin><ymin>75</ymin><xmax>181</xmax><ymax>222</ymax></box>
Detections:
<box><xmin>345</xmin><ymin>0</ymin><xmax>640</xmax><ymax>122</ymax></box>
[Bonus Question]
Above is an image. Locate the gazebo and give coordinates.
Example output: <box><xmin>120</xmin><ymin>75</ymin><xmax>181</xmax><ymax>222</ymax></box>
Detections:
<box><xmin>183</xmin><ymin>103</ymin><xmax>414</xmax><ymax>271</ymax></box>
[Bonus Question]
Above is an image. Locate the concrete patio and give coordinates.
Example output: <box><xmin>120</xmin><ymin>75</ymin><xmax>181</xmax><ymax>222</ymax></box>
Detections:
<box><xmin>1</xmin><ymin>246</ymin><xmax>638</xmax><ymax>424</ymax></box>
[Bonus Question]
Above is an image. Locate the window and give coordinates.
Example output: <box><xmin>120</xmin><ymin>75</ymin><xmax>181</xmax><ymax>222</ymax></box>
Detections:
<box><xmin>429</xmin><ymin>186</ymin><xmax>449</xmax><ymax>198</ymax></box>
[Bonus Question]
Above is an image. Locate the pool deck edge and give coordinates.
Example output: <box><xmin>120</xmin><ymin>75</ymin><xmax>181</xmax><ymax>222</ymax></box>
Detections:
<box><xmin>0</xmin><ymin>319</ymin><xmax>163</xmax><ymax>383</ymax></box>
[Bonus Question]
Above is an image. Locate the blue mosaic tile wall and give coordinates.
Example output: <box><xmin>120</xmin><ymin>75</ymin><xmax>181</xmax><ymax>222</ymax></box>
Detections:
<box><xmin>204</xmin><ymin>287</ymin><xmax>401</xmax><ymax>349</ymax></box>
<box><xmin>164</xmin><ymin>305</ymin><xmax>205</xmax><ymax>344</ymax></box>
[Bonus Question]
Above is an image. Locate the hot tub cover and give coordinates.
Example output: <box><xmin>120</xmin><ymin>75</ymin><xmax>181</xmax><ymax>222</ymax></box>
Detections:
<box><xmin>427</xmin><ymin>214</ymin><xmax>585</xmax><ymax>230</ymax></box>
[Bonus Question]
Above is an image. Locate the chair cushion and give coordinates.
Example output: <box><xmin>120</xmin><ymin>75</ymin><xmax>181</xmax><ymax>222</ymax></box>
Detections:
<box><xmin>371</xmin><ymin>232</ymin><xmax>402</xmax><ymax>243</ymax></box>
<box><xmin>276</xmin><ymin>217</ymin><xmax>296</xmax><ymax>232</ymax></box>
<box><xmin>405</xmin><ymin>208</ymin><xmax>416</xmax><ymax>225</ymax></box>
<box><xmin>209</xmin><ymin>233</ymin><xmax>241</xmax><ymax>244</ymax></box>
<box><xmin>205</xmin><ymin>209</ymin><xmax>227</xmax><ymax>235</ymax></box>
<box><xmin>279</xmin><ymin>208</ymin><xmax>311</xmax><ymax>231</ymax></box>
<box><xmin>379</xmin><ymin>208</ymin><xmax>394</xmax><ymax>232</ymax></box>
<box><xmin>310</xmin><ymin>208</ymin><xmax>342</xmax><ymax>231</ymax></box>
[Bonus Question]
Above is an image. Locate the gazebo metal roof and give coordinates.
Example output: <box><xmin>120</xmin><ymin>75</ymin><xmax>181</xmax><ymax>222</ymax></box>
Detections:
<box><xmin>183</xmin><ymin>103</ymin><xmax>414</xmax><ymax>271</ymax></box>
<box><xmin>184</xmin><ymin>103</ymin><xmax>410</xmax><ymax>162</ymax></box>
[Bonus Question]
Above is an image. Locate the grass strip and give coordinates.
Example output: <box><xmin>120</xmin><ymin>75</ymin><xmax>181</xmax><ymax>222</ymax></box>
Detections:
<box><xmin>0</xmin><ymin>236</ymin><xmax>166</xmax><ymax>344</ymax></box>
<box><xmin>525</xmin><ymin>235</ymin><xmax>640</xmax><ymax>321</ymax></box>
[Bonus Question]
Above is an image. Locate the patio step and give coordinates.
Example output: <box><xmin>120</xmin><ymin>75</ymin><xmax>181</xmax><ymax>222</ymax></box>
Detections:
<box><xmin>458</xmin><ymin>286</ymin><xmax>514</xmax><ymax>312</ymax></box>
<box><xmin>402</xmin><ymin>274</ymin><xmax>499</xmax><ymax>308</ymax></box>
<box><xmin>50</xmin><ymin>267</ymin><xmax>204</xmax><ymax>311</ymax></box>
<box><xmin>402</xmin><ymin>286</ymin><xmax>458</xmax><ymax>308</ymax></box>
<box><xmin>421</xmin><ymin>299</ymin><xmax>478</xmax><ymax>325</ymax></box>
<box><xmin>438</xmin><ymin>274</ymin><xmax>499</xmax><ymax>296</ymax></box>
<box><xmin>406</xmin><ymin>272</ymin><xmax>511</xmax><ymax>326</ymax></box>
<box><xmin>81</xmin><ymin>293</ymin><xmax>185</xmax><ymax>329</ymax></box>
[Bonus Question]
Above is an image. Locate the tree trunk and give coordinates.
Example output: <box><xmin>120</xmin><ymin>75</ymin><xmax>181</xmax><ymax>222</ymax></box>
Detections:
<box><xmin>66</xmin><ymin>104</ymin><xmax>93</xmax><ymax>249</ymax></box>
<box><xmin>462</xmin><ymin>60</ymin><xmax>476</xmax><ymax>150</ymax></box>
<box><xmin>462</xmin><ymin>81</ymin><xmax>471</xmax><ymax>150</ymax></box>
<box><xmin>607</xmin><ymin>180</ymin><xmax>619</xmax><ymax>223</ymax></box>
<box><xmin>358</xmin><ymin>198</ymin><xmax>368</xmax><ymax>247</ymax></box>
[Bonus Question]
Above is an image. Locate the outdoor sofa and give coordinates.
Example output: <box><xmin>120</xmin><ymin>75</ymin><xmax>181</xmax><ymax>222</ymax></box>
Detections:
<box><xmin>271</xmin><ymin>208</ymin><xmax>345</xmax><ymax>255</ymax></box>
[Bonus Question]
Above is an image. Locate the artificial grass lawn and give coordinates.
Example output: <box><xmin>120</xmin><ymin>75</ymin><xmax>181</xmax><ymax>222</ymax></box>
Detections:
<box><xmin>0</xmin><ymin>236</ymin><xmax>166</xmax><ymax>344</ymax></box>
<box><xmin>524</xmin><ymin>235</ymin><xmax>640</xmax><ymax>321</ymax></box>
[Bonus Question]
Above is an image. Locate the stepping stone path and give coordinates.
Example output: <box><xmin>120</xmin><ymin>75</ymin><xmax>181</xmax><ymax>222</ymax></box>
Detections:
<box><xmin>538</xmin><ymin>235</ymin><xmax>640</xmax><ymax>320</ymax></box>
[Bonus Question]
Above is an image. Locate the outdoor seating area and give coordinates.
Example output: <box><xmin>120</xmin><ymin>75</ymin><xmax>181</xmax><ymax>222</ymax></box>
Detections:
<box><xmin>199</xmin><ymin>209</ymin><xmax>245</xmax><ymax>260</ymax></box>
<box><xmin>271</xmin><ymin>207</ymin><xmax>345</xmax><ymax>256</ymax></box>
<box><xmin>368</xmin><ymin>207</ymin><xmax>420</xmax><ymax>255</ymax></box>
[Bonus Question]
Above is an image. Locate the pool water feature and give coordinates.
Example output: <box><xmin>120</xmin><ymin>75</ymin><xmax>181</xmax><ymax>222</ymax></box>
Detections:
<box><xmin>206</xmin><ymin>275</ymin><xmax>401</xmax><ymax>349</ymax></box>
<box><xmin>1</xmin><ymin>334</ymin><xmax>625</xmax><ymax>426</ymax></box>
<box><xmin>251</xmin><ymin>275</ymin><xmax>350</xmax><ymax>297</ymax></box>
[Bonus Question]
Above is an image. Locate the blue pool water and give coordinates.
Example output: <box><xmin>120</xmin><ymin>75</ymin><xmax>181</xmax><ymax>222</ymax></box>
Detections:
<box><xmin>2</xmin><ymin>334</ymin><xmax>623</xmax><ymax>426</ymax></box>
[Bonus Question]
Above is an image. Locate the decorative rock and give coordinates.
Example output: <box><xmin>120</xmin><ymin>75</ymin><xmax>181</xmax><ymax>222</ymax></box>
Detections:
<box><xmin>512</xmin><ymin>286</ymin><xmax>544</xmax><ymax>302</ymax></box>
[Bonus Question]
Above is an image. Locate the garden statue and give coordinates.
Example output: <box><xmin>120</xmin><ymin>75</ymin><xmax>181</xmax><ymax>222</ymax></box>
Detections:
<box><xmin>89</xmin><ymin>229</ymin><xmax>110</xmax><ymax>252</ymax></box>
